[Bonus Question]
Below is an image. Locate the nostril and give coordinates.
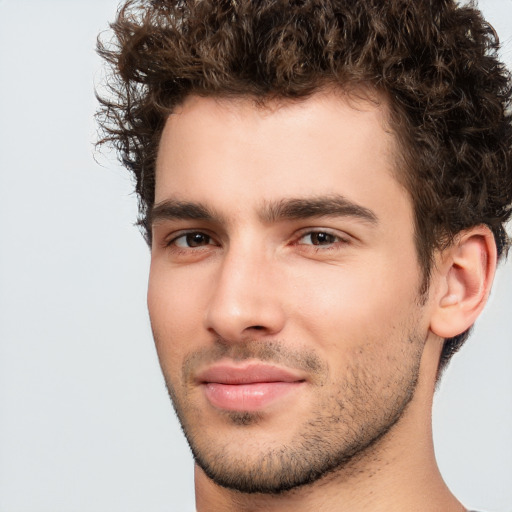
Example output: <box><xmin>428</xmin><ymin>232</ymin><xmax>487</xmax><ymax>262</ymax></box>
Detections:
<box><xmin>250</xmin><ymin>325</ymin><xmax>265</xmax><ymax>330</ymax></box>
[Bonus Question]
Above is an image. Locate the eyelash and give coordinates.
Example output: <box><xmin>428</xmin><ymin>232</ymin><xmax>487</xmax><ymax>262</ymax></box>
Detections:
<box><xmin>295</xmin><ymin>230</ymin><xmax>348</xmax><ymax>248</ymax></box>
<box><xmin>166</xmin><ymin>231</ymin><xmax>217</xmax><ymax>250</ymax></box>
<box><xmin>165</xmin><ymin>229</ymin><xmax>349</xmax><ymax>253</ymax></box>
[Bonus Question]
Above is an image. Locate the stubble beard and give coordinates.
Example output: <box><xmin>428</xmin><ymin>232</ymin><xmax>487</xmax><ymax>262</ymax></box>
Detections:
<box><xmin>161</xmin><ymin>334</ymin><xmax>424</xmax><ymax>495</ymax></box>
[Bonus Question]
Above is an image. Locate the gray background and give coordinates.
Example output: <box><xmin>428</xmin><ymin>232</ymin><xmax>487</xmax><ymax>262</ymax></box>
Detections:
<box><xmin>0</xmin><ymin>1</ymin><xmax>510</xmax><ymax>511</ymax></box>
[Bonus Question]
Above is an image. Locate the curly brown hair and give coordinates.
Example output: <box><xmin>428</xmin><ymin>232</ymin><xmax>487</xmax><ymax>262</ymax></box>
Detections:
<box><xmin>97</xmin><ymin>0</ymin><xmax>512</xmax><ymax>371</ymax></box>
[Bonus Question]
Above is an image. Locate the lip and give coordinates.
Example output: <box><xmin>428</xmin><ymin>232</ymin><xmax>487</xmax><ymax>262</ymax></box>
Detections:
<box><xmin>196</xmin><ymin>362</ymin><xmax>306</xmax><ymax>412</ymax></box>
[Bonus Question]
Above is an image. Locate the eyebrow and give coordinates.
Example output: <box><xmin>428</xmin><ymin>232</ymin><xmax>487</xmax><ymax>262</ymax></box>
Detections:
<box><xmin>149</xmin><ymin>200</ymin><xmax>220</xmax><ymax>225</ymax></box>
<box><xmin>260</xmin><ymin>195</ymin><xmax>378</xmax><ymax>225</ymax></box>
<box><xmin>149</xmin><ymin>195</ymin><xmax>378</xmax><ymax>226</ymax></box>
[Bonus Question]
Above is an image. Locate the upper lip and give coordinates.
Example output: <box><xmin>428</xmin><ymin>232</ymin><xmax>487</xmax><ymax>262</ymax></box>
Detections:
<box><xmin>195</xmin><ymin>362</ymin><xmax>306</xmax><ymax>385</ymax></box>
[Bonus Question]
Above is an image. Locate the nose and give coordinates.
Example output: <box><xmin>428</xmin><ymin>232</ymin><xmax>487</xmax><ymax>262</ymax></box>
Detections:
<box><xmin>204</xmin><ymin>244</ymin><xmax>286</xmax><ymax>342</ymax></box>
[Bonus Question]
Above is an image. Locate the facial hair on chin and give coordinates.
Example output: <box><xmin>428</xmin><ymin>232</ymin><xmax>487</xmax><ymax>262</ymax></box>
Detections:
<box><xmin>161</xmin><ymin>335</ymin><xmax>424</xmax><ymax>495</ymax></box>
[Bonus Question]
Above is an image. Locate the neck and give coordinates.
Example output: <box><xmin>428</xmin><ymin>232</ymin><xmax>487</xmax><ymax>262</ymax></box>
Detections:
<box><xmin>194</xmin><ymin>338</ymin><xmax>466</xmax><ymax>512</ymax></box>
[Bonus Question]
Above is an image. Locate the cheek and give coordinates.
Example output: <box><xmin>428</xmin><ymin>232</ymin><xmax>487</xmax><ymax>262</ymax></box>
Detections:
<box><xmin>287</xmin><ymin>258</ymin><xmax>421</xmax><ymax>347</ymax></box>
<box><xmin>147</xmin><ymin>262</ymin><xmax>208</xmax><ymax>365</ymax></box>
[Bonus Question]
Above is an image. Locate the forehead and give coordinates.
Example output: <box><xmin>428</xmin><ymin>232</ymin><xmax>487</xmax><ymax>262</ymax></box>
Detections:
<box><xmin>154</xmin><ymin>90</ymin><xmax>408</xmax><ymax>224</ymax></box>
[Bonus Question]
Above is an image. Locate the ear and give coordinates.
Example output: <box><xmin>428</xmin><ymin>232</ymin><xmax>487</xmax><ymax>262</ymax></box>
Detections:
<box><xmin>429</xmin><ymin>225</ymin><xmax>497</xmax><ymax>339</ymax></box>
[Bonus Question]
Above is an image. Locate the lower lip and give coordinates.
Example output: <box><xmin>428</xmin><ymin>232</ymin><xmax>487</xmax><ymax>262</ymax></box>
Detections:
<box><xmin>203</xmin><ymin>382</ymin><xmax>303</xmax><ymax>411</ymax></box>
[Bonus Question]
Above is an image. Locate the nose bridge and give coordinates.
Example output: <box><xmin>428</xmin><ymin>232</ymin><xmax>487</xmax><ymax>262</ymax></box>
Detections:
<box><xmin>204</xmin><ymin>235</ymin><xmax>284</xmax><ymax>340</ymax></box>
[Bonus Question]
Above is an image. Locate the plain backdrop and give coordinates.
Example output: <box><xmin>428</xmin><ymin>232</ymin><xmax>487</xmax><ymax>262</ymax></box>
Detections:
<box><xmin>0</xmin><ymin>1</ymin><xmax>511</xmax><ymax>511</ymax></box>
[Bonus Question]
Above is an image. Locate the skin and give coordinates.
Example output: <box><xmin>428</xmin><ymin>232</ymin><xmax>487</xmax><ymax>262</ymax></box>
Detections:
<box><xmin>147</xmin><ymin>90</ymin><xmax>493</xmax><ymax>511</ymax></box>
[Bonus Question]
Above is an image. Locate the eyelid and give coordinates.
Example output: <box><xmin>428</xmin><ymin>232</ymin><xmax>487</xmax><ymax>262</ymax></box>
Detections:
<box><xmin>293</xmin><ymin>227</ymin><xmax>351</xmax><ymax>244</ymax></box>
<box><xmin>164</xmin><ymin>229</ymin><xmax>219</xmax><ymax>248</ymax></box>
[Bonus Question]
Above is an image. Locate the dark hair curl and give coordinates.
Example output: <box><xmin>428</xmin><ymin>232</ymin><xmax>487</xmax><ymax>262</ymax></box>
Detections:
<box><xmin>97</xmin><ymin>0</ymin><xmax>512</xmax><ymax>371</ymax></box>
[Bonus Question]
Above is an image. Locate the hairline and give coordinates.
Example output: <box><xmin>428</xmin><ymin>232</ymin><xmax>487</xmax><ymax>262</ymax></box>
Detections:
<box><xmin>153</xmin><ymin>85</ymin><xmax>433</xmax><ymax>288</ymax></box>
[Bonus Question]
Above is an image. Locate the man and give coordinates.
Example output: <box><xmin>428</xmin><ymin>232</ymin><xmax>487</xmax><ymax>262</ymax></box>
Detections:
<box><xmin>97</xmin><ymin>0</ymin><xmax>512</xmax><ymax>510</ymax></box>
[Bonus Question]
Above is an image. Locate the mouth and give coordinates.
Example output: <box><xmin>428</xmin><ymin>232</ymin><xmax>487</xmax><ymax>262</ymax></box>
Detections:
<box><xmin>195</xmin><ymin>362</ymin><xmax>307</xmax><ymax>412</ymax></box>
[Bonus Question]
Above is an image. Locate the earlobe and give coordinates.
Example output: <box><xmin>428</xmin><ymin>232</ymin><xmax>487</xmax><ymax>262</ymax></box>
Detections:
<box><xmin>429</xmin><ymin>226</ymin><xmax>497</xmax><ymax>339</ymax></box>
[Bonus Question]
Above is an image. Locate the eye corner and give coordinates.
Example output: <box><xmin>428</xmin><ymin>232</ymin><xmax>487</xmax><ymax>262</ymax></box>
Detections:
<box><xmin>294</xmin><ymin>228</ymin><xmax>350</xmax><ymax>247</ymax></box>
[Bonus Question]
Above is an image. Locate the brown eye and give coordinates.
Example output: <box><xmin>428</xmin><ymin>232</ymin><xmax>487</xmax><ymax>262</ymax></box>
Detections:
<box><xmin>174</xmin><ymin>232</ymin><xmax>212</xmax><ymax>248</ymax></box>
<box><xmin>311</xmin><ymin>232</ymin><xmax>337</xmax><ymax>245</ymax></box>
<box><xmin>299</xmin><ymin>231</ymin><xmax>339</xmax><ymax>246</ymax></box>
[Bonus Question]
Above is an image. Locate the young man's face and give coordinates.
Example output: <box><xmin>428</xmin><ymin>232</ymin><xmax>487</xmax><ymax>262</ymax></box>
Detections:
<box><xmin>148</xmin><ymin>91</ymin><xmax>433</xmax><ymax>493</ymax></box>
